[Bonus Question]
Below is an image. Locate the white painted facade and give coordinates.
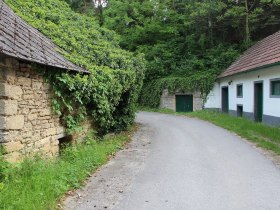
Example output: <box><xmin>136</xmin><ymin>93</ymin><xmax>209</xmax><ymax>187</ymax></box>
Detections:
<box><xmin>205</xmin><ymin>65</ymin><xmax>280</xmax><ymax>125</ymax></box>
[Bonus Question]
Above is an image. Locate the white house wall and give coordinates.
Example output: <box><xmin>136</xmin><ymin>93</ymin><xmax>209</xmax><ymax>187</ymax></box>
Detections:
<box><xmin>205</xmin><ymin>65</ymin><xmax>280</xmax><ymax>125</ymax></box>
<box><xmin>204</xmin><ymin>83</ymin><xmax>220</xmax><ymax>110</ymax></box>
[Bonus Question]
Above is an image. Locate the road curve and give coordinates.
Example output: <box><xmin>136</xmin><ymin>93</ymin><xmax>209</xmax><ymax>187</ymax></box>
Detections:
<box><xmin>115</xmin><ymin>112</ymin><xmax>280</xmax><ymax>210</ymax></box>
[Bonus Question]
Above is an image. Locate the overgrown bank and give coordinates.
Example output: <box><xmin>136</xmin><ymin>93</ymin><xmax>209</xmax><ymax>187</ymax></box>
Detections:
<box><xmin>5</xmin><ymin>0</ymin><xmax>145</xmax><ymax>134</ymax></box>
<box><xmin>0</xmin><ymin>128</ymin><xmax>134</xmax><ymax>210</ymax></box>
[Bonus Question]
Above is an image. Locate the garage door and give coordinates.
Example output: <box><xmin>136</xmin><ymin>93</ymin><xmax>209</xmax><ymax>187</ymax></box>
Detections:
<box><xmin>176</xmin><ymin>95</ymin><xmax>193</xmax><ymax>112</ymax></box>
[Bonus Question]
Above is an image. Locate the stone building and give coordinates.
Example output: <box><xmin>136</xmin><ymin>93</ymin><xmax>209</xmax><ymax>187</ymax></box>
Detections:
<box><xmin>160</xmin><ymin>89</ymin><xmax>203</xmax><ymax>112</ymax></box>
<box><xmin>0</xmin><ymin>1</ymin><xmax>90</xmax><ymax>162</ymax></box>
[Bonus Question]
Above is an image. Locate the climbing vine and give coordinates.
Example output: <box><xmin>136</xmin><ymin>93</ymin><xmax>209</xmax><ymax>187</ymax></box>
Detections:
<box><xmin>6</xmin><ymin>0</ymin><xmax>145</xmax><ymax>134</ymax></box>
<box><xmin>139</xmin><ymin>73</ymin><xmax>216</xmax><ymax>108</ymax></box>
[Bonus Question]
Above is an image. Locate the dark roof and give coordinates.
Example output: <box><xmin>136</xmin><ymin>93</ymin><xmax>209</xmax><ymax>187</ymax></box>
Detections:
<box><xmin>220</xmin><ymin>30</ymin><xmax>280</xmax><ymax>78</ymax></box>
<box><xmin>0</xmin><ymin>0</ymin><xmax>88</xmax><ymax>73</ymax></box>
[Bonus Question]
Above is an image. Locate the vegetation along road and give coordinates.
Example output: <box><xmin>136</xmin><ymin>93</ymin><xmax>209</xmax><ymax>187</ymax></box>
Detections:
<box><xmin>64</xmin><ymin>112</ymin><xmax>280</xmax><ymax>210</ymax></box>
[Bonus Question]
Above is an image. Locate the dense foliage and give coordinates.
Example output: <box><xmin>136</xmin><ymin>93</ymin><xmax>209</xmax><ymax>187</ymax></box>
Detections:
<box><xmin>5</xmin><ymin>0</ymin><xmax>145</xmax><ymax>134</ymax></box>
<box><xmin>99</xmin><ymin>0</ymin><xmax>280</xmax><ymax>107</ymax></box>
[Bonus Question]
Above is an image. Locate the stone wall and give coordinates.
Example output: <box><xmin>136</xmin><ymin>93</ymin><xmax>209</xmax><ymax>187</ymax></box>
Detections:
<box><xmin>0</xmin><ymin>55</ymin><xmax>90</xmax><ymax>162</ymax></box>
<box><xmin>160</xmin><ymin>89</ymin><xmax>175</xmax><ymax>111</ymax></box>
<box><xmin>160</xmin><ymin>89</ymin><xmax>203</xmax><ymax>111</ymax></box>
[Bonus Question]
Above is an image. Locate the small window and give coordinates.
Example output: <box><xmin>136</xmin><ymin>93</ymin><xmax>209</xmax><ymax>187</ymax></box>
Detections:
<box><xmin>237</xmin><ymin>105</ymin><xmax>243</xmax><ymax>117</ymax></box>
<box><xmin>271</xmin><ymin>79</ymin><xmax>280</xmax><ymax>97</ymax></box>
<box><xmin>237</xmin><ymin>84</ymin><xmax>243</xmax><ymax>98</ymax></box>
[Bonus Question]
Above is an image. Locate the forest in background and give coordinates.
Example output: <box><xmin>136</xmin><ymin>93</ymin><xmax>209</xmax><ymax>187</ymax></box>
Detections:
<box><xmin>5</xmin><ymin>0</ymin><xmax>280</xmax><ymax>125</ymax></box>
<box><xmin>67</xmin><ymin>0</ymin><xmax>280</xmax><ymax>107</ymax></box>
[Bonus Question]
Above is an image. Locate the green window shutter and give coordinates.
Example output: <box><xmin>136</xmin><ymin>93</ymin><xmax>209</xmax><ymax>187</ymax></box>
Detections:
<box><xmin>271</xmin><ymin>80</ymin><xmax>280</xmax><ymax>96</ymax></box>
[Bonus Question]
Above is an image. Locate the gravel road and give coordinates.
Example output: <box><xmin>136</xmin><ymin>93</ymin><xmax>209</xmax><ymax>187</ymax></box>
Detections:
<box><xmin>64</xmin><ymin>112</ymin><xmax>280</xmax><ymax>210</ymax></box>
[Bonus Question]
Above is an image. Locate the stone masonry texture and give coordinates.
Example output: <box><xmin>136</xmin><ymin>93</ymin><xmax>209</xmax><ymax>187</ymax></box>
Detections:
<box><xmin>0</xmin><ymin>55</ymin><xmax>90</xmax><ymax>162</ymax></box>
<box><xmin>160</xmin><ymin>89</ymin><xmax>203</xmax><ymax>111</ymax></box>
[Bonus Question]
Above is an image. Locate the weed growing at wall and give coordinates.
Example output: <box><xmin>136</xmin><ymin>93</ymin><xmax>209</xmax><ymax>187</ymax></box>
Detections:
<box><xmin>5</xmin><ymin>0</ymin><xmax>145</xmax><ymax>134</ymax></box>
<box><xmin>0</xmin><ymin>129</ymin><xmax>133</xmax><ymax>210</ymax></box>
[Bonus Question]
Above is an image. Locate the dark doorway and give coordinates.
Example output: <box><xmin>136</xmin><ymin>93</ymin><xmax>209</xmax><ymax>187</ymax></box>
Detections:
<box><xmin>254</xmin><ymin>82</ymin><xmax>263</xmax><ymax>122</ymax></box>
<box><xmin>237</xmin><ymin>105</ymin><xmax>243</xmax><ymax>117</ymax></box>
<box><xmin>58</xmin><ymin>135</ymin><xmax>73</xmax><ymax>154</ymax></box>
<box><xmin>176</xmin><ymin>95</ymin><xmax>193</xmax><ymax>112</ymax></box>
<box><xmin>221</xmin><ymin>87</ymin><xmax>229</xmax><ymax>113</ymax></box>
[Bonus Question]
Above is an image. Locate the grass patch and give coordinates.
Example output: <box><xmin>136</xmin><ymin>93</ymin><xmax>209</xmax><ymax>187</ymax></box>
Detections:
<box><xmin>139</xmin><ymin>107</ymin><xmax>280</xmax><ymax>155</ymax></box>
<box><xmin>0</xmin><ymin>127</ymin><xmax>135</xmax><ymax>210</ymax></box>
<box><xmin>137</xmin><ymin>106</ymin><xmax>177</xmax><ymax>114</ymax></box>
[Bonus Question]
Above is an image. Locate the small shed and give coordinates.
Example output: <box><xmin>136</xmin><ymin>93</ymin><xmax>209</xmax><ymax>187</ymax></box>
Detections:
<box><xmin>160</xmin><ymin>89</ymin><xmax>203</xmax><ymax>112</ymax></box>
<box><xmin>0</xmin><ymin>1</ymin><xmax>90</xmax><ymax>162</ymax></box>
<box><xmin>205</xmin><ymin>30</ymin><xmax>280</xmax><ymax>126</ymax></box>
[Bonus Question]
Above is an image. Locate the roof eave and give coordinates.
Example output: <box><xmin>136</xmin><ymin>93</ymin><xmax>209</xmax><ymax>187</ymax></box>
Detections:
<box><xmin>218</xmin><ymin>61</ymin><xmax>280</xmax><ymax>79</ymax></box>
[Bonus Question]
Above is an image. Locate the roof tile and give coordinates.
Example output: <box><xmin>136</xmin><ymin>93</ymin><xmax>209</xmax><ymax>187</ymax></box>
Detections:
<box><xmin>0</xmin><ymin>0</ymin><xmax>88</xmax><ymax>73</ymax></box>
<box><xmin>220</xmin><ymin>30</ymin><xmax>280</xmax><ymax>78</ymax></box>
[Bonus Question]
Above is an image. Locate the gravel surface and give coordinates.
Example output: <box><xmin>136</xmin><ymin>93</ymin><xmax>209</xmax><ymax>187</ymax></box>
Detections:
<box><xmin>62</xmin><ymin>121</ymin><xmax>153</xmax><ymax>210</ymax></box>
<box><xmin>64</xmin><ymin>112</ymin><xmax>280</xmax><ymax>210</ymax></box>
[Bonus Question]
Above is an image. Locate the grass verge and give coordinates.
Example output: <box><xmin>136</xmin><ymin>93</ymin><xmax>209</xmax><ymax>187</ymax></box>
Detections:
<box><xmin>0</xmin><ymin>127</ymin><xmax>135</xmax><ymax>210</ymax></box>
<box><xmin>139</xmin><ymin>107</ymin><xmax>280</xmax><ymax>155</ymax></box>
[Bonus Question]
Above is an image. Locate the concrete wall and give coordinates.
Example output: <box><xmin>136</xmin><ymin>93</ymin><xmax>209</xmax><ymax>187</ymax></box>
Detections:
<box><xmin>0</xmin><ymin>56</ymin><xmax>91</xmax><ymax>162</ymax></box>
<box><xmin>160</xmin><ymin>89</ymin><xmax>203</xmax><ymax>111</ymax></box>
<box><xmin>205</xmin><ymin>65</ymin><xmax>280</xmax><ymax>125</ymax></box>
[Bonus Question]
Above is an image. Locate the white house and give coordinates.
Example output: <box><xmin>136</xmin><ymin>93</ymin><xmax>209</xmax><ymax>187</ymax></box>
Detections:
<box><xmin>205</xmin><ymin>31</ymin><xmax>280</xmax><ymax>126</ymax></box>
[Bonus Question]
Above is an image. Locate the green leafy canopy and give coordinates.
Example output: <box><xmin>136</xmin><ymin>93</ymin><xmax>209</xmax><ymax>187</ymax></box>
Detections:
<box><xmin>5</xmin><ymin>0</ymin><xmax>146</xmax><ymax>134</ymax></box>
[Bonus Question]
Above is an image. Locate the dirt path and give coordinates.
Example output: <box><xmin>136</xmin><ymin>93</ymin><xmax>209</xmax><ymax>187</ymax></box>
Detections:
<box><xmin>64</xmin><ymin>112</ymin><xmax>280</xmax><ymax>210</ymax></box>
<box><xmin>62</xmin><ymin>122</ymin><xmax>154</xmax><ymax>210</ymax></box>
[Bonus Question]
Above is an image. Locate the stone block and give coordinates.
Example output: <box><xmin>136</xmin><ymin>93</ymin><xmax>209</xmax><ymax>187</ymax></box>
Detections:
<box><xmin>0</xmin><ymin>131</ymin><xmax>19</xmax><ymax>143</ymax></box>
<box><xmin>35</xmin><ymin>137</ymin><xmax>51</xmax><ymax>148</ymax></box>
<box><xmin>0</xmin><ymin>100</ymin><xmax>18</xmax><ymax>115</ymax></box>
<box><xmin>3</xmin><ymin>141</ymin><xmax>24</xmax><ymax>153</ymax></box>
<box><xmin>32</xmin><ymin>81</ymin><xmax>43</xmax><ymax>89</ymax></box>
<box><xmin>0</xmin><ymin>83</ymin><xmax>23</xmax><ymax>100</ymax></box>
<box><xmin>44</xmin><ymin>128</ymin><xmax>57</xmax><ymax>136</ymax></box>
<box><xmin>4</xmin><ymin>115</ymin><xmax>25</xmax><ymax>130</ymax></box>
<box><xmin>40</xmin><ymin>123</ymin><xmax>51</xmax><ymax>129</ymax></box>
<box><xmin>17</xmin><ymin>77</ymin><xmax>31</xmax><ymax>87</ymax></box>
<box><xmin>27</xmin><ymin>114</ymin><xmax>37</xmax><ymax>121</ymax></box>
<box><xmin>39</xmin><ymin>108</ymin><xmax>52</xmax><ymax>116</ymax></box>
<box><xmin>22</xmin><ymin>131</ymin><xmax>32</xmax><ymax>139</ymax></box>
<box><xmin>23</xmin><ymin>94</ymin><xmax>34</xmax><ymax>100</ymax></box>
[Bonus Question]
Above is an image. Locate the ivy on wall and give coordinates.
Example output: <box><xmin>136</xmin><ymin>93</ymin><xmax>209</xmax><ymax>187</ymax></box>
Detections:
<box><xmin>5</xmin><ymin>0</ymin><xmax>145</xmax><ymax>134</ymax></box>
<box><xmin>139</xmin><ymin>73</ymin><xmax>216</xmax><ymax>108</ymax></box>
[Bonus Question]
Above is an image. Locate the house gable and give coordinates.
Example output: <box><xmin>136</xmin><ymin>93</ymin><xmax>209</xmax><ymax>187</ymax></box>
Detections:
<box><xmin>220</xmin><ymin>31</ymin><xmax>280</xmax><ymax>78</ymax></box>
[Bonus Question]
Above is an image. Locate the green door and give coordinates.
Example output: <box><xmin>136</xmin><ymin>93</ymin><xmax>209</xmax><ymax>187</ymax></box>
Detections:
<box><xmin>254</xmin><ymin>82</ymin><xmax>263</xmax><ymax>122</ymax></box>
<box><xmin>176</xmin><ymin>95</ymin><xmax>193</xmax><ymax>112</ymax></box>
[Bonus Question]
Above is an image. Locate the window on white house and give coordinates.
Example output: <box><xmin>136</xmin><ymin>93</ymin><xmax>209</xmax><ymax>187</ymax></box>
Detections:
<box><xmin>237</xmin><ymin>84</ymin><xmax>243</xmax><ymax>98</ymax></box>
<box><xmin>271</xmin><ymin>79</ymin><xmax>280</xmax><ymax>97</ymax></box>
<box><xmin>237</xmin><ymin>105</ymin><xmax>243</xmax><ymax>117</ymax></box>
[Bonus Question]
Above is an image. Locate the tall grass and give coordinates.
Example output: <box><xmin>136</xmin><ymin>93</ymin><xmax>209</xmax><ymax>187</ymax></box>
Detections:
<box><xmin>0</xmin><ymin>129</ymin><xmax>132</xmax><ymax>210</ymax></box>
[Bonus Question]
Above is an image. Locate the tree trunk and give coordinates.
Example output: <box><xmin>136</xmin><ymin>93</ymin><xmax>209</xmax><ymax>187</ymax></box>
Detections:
<box><xmin>245</xmin><ymin>0</ymin><xmax>250</xmax><ymax>43</ymax></box>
